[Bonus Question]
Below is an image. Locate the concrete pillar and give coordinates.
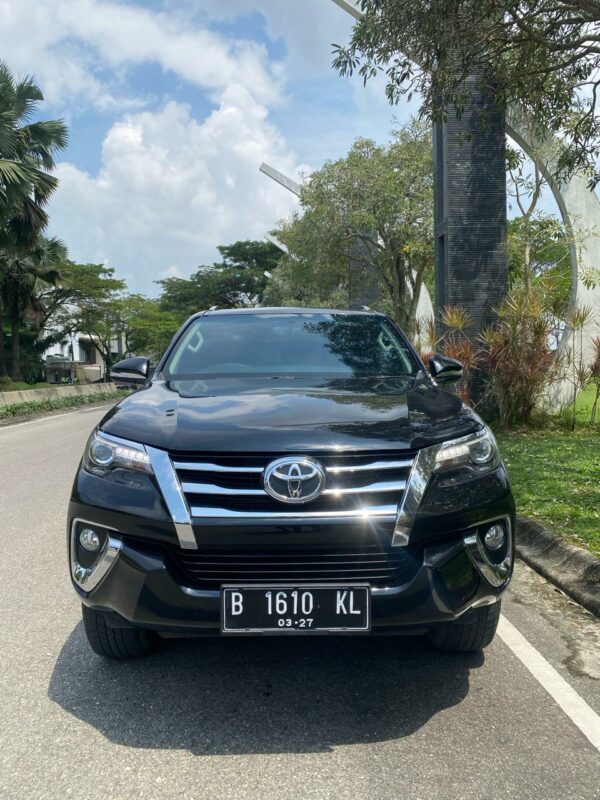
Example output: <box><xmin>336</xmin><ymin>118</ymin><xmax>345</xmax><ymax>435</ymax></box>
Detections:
<box><xmin>433</xmin><ymin>77</ymin><xmax>508</xmax><ymax>339</ymax></box>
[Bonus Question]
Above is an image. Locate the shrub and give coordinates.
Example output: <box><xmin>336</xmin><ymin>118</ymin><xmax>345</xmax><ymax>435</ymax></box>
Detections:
<box><xmin>0</xmin><ymin>391</ymin><xmax>126</xmax><ymax>420</ymax></box>
<box><xmin>420</xmin><ymin>307</ymin><xmax>482</xmax><ymax>404</ymax></box>
<box><xmin>479</xmin><ymin>287</ymin><xmax>562</xmax><ymax>427</ymax></box>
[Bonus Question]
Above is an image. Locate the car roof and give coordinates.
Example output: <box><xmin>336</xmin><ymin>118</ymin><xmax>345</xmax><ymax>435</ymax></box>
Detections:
<box><xmin>189</xmin><ymin>306</ymin><xmax>383</xmax><ymax>319</ymax></box>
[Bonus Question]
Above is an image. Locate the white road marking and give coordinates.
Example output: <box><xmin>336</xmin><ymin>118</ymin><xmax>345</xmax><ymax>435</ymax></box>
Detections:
<box><xmin>0</xmin><ymin>404</ymin><xmax>108</xmax><ymax>431</ymax></box>
<box><xmin>498</xmin><ymin>614</ymin><xmax>600</xmax><ymax>752</ymax></box>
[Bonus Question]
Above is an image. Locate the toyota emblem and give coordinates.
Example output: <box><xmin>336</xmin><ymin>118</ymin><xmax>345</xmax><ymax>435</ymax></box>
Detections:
<box><xmin>263</xmin><ymin>456</ymin><xmax>326</xmax><ymax>504</ymax></box>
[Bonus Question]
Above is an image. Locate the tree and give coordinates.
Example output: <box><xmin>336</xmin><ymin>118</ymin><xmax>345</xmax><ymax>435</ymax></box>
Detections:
<box><xmin>506</xmin><ymin>145</ymin><xmax>573</xmax><ymax>319</ymax></box>
<box><xmin>217</xmin><ymin>240</ymin><xmax>281</xmax><ymax>274</ymax></box>
<box><xmin>51</xmin><ymin>264</ymin><xmax>127</xmax><ymax>378</ymax></box>
<box><xmin>0</xmin><ymin>61</ymin><xmax>67</xmax><ymax>226</ymax></box>
<box><xmin>114</xmin><ymin>294</ymin><xmax>180</xmax><ymax>361</ymax></box>
<box><xmin>50</xmin><ymin>267</ymin><xmax>181</xmax><ymax>373</ymax></box>
<box><xmin>2</xmin><ymin>236</ymin><xmax>67</xmax><ymax>380</ymax></box>
<box><xmin>158</xmin><ymin>240</ymin><xmax>282</xmax><ymax>321</ymax></box>
<box><xmin>267</xmin><ymin>121</ymin><xmax>433</xmax><ymax>338</ymax></box>
<box><xmin>333</xmin><ymin>1</ymin><xmax>600</xmax><ymax>184</ymax></box>
<box><xmin>50</xmin><ymin>264</ymin><xmax>122</xmax><ymax>377</ymax></box>
<box><xmin>507</xmin><ymin>215</ymin><xmax>571</xmax><ymax>310</ymax></box>
<box><xmin>0</xmin><ymin>61</ymin><xmax>68</xmax><ymax>377</ymax></box>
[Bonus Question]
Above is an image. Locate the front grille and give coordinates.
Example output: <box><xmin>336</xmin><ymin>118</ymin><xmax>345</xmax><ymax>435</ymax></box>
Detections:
<box><xmin>168</xmin><ymin>543</ymin><xmax>422</xmax><ymax>588</ymax></box>
<box><xmin>171</xmin><ymin>452</ymin><xmax>415</xmax><ymax>521</ymax></box>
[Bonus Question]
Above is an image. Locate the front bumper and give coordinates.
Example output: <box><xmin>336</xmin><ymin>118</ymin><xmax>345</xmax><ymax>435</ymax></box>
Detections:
<box><xmin>68</xmin><ymin>515</ymin><xmax>514</xmax><ymax>635</ymax></box>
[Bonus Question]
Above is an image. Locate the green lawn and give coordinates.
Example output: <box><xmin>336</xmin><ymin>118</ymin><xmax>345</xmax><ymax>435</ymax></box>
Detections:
<box><xmin>571</xmin><ymin>384</ymin><xmax>600</xmax><ymax>425</ymax></box>
<box><xmin>496</xmin><ymin>429</ymin><xmax>600</xmax><ymax>557</ymax></box>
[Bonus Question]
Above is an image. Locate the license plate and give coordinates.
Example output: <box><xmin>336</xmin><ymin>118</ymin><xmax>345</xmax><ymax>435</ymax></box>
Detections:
<box><xmin>221</xmin><ymin>585</ymin><xmax>370</xmax><ymax>634</ymax></box>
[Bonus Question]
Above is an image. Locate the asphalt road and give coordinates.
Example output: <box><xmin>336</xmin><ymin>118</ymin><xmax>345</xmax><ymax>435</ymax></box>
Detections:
<box><xmin>0</xmin><ymin>406</ymin><xmax>599</xmax><ymax>800</ymax></box>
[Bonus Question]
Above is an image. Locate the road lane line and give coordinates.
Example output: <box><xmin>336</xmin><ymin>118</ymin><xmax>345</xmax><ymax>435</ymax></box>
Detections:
<box><xmin>498</xmin><ymin>614</ymin><xmax>600</xmax><ymax>752</ymax></box>
<box><xmin>0</xmin><ymin>404</ymin><xmax>108</xmax><ymax>431</ymax></box>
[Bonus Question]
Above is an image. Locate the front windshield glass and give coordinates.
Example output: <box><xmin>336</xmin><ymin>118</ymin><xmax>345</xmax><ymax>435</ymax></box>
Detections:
<box><xmin>164</xmin><ymin>313</ymin><xmax>419</xmax><ymax>379</ymax></box>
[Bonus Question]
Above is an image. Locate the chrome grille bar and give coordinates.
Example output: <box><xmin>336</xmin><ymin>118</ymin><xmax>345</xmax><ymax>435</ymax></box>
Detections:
<box><xmin>189</xmin><ymin>504</ymin><xmax>398</xmax><ymax>520</ymax></box>
<box><xmin>327</xmin><ymin>459</ymin><xmax>413</xmax><ymax>473</ymax></box>
<box><xmin>181</xmin><ymin>482</ymin><xmax>265</xmax><ymax>496</ymax></box>
<box><xmin>181</xmin><ymin>478</ymin><xmax>407</xmax><ymax>497</ymax></box>
<box><xmin>174</xmin><ymin>458</ymin><xmax>413</xmax><ymax>475</ymax></box>
<box><xmin>325</xmin><ymin>479</ymin><xmax>406</xmax><ymax>495</ymax></box>
<box><xmin>171</xmin><ymin>452</ymin><xmax>414</xmax><ymax>525</ymax></box>
<box><xmin>173</xmin><ymin>461</ymin><xmax>263</xmax><ymax>473</ymax></box>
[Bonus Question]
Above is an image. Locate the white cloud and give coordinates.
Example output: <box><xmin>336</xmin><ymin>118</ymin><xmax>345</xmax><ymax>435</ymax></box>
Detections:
<box><xmin>0</xmin><ymin>0</ymin><xmax>282</xmax><ymax>111</ymax></box>
<box><xmin>1</xmin><ymin>0</ymin><xmax>409</xmax><ymax>300</ymax></box>
<box><xmin>188</xmin><ymin>0</ymin><xmax>356</xmax><ymax>77</ymax></box>
<box><xmin>48</xmin><ymin>90</ymin><xmax>306</xmax><ymax>293</ymax></box>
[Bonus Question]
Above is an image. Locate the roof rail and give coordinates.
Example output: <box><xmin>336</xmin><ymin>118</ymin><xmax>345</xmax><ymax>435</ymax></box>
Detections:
<box><xmin>208</xmin><ymin>305</ymin><xmax>219</xmax><ymax>312</ymax></box>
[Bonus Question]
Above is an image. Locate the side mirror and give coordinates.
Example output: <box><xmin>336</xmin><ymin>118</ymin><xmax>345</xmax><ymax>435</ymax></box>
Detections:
<box><xmin>429</xmin><ymin>354</ymin><xmax>463</xmax><ymax>383</ymax></box>
<box><xmin>110</xmin><ymin>357</ymin><xmax>150</xmax><ymax>388</ymax></box>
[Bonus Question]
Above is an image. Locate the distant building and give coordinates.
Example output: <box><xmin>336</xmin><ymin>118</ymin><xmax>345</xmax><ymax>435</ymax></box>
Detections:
<box><xmin>44</xmin><ymin>332</ymin><xmax>126</xmax><ymax>383</ymax></box>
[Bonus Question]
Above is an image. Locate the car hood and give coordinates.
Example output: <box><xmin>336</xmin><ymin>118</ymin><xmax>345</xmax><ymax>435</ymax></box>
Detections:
<box><xmin>99</xmin><ymin>375</ymin><xmax>481</xmax><ymax>454</ymax></box>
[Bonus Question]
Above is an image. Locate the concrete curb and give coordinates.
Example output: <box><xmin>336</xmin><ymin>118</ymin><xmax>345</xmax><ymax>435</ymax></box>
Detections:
<box><xmin>0</xmin><ymin>382</ymin><xmax>117</xmax><ymax>407</ymax></box>
<box><xmin>516</xmin><ymin>515</ymin><xmax>600</xmax><ymax>617</ymax></box>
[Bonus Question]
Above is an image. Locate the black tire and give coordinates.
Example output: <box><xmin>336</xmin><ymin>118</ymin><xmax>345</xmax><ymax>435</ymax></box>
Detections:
<box><xmin>428</xmin><ymin>601</ymin><xmax>501</xmax><ymax>652</ymax></box>
<box><xmin>82</xmin><ymin>605</ymin><xmax>158</xmax><ymax>659</ymax></box>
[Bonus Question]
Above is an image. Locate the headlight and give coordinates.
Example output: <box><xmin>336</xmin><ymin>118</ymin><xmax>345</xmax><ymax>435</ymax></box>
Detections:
<box><xmin>83</xmin><ymin>430</ymin><xmax>152</xmax><ymax>476</ymax></box>
<box><xmin>434</xmin><ymin>428</ymin><xmax>499</xmax><ymax>475</ymax></box>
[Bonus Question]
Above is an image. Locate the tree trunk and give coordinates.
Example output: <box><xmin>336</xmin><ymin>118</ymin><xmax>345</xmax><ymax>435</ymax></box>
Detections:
<box><xmin>389</xmin><ymin>254</ymin><xmax>413</xmax><ymax>337</ymax></box>
<box><xmin>104</xmin><ymin>353</ymin><xmax>113</xmax><ymax>381</ymax></box>
<box><xmin>0</xmin><ymin>295</ymin><xmax>7</xmax><ymax>377</ymax></box>
<box><xmin>10</xmin><ymin>293</ymin><xmax>23</xmax><ymax>382</ymax></box>
<box><xmin>523</xmin><ymin>238</ymin><xmax>531</xmax><ymax>294</ymax></box>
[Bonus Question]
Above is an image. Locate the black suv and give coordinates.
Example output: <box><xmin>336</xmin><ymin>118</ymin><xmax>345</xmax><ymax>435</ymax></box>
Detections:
<box><xmin>68</xmin><ymin>308</ymin><xmax>514</xmax><ymax>658</ymax></box>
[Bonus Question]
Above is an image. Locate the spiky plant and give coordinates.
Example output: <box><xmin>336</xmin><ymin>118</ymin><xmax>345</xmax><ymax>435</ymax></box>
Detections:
<box><xmin>437</xmin><ymin>306</ymin><xmax>482</xmax><ymax>403</ymax></box>
<box><xmin>479</xmin><ymin>287</ymin><xmax>562</xmax><ymax>427</ymax></box>
<box><xmin>562</xmin><ymin>305</ymin><xmax>595</xmax><ymax>430</ymax></box>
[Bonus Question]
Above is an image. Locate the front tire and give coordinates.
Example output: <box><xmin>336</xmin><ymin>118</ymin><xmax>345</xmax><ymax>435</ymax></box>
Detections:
<box><xmin>82</xmin><ymin>605</ymin><xmax>158</xmax><ymax>659</ymax></box>
<box><xmin>428</xmin><ymin>601</ymin><xmax>501</xmax><ymax>652</ymax></box>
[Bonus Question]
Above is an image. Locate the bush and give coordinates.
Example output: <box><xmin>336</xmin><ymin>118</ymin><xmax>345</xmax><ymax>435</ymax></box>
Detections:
<box><xmin>0</xmin><ymin>377</ymin><xmax>51</xmax><ymax>392</ymax></box>
<box><xmin>479</xmin><ymin>287</ymin><xmax>562</xmax><ymax>427</ymax></box>
<box><xmin>419</xmin><ymin>307</ymin><xmax>482</xmax><ymax>404</ymax></box>
<box><xmin>0</xmin><ymin>391</ymin><xmax>126</xmax><ymax>420</ymax></box>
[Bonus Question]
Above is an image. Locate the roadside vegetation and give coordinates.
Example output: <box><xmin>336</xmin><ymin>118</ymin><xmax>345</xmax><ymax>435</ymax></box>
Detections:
<box><xmin>497</xmin><ymin>429</ymin><xmax>600</xmax><ymax>557</ymax></box>
<box><xmin>0</xmin><ymin>377</ymin><xmax>51</xmax><ymax>392</ymax></box>
<box><xmin>0</xmin><ymin>390</ymin><xmax>127</xmax><ymax>421</ymax></box>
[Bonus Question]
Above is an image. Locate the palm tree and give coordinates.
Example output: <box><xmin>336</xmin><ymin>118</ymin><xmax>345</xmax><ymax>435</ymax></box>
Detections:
<box><xmin>0</xmin><ymin>61</ymin><xmax>68</xmax><ymax>378</ymax></box>
<box><xmin>4</xmin><ymin>237</ymin><xmax>67</xmax><ymax>381</ymax></box>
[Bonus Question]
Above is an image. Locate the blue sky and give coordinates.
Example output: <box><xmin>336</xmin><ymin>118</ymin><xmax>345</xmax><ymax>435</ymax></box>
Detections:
<box><xmin>0</xmin><ymin>0</ymin><xmax>413</xmax><ymax>294</ymax></box>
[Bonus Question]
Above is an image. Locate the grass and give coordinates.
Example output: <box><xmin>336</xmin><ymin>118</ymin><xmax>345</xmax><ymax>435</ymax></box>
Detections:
<box><xmin>0</xmin><ymin>391</ymin><xmax>127</xmax><ymax>420</ymax></box>
<box><xmin>0</xmin><ymin>378</ymin><xmax>53</xmax><ymax>392</ymax></box>
<box><xmin>496</xmin><ymin>428</ymin><xmax>600</xmax><ymax>557</ymax></box>
<box><xmin>571</xmin><ymin>383</ymin><xmax>600</xmax><ymax>425</ymax></box>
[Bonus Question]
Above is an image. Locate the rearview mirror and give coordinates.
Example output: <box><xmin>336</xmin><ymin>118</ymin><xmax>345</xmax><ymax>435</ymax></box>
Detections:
<box><xmin>429</xmin><ymin>355</ymin><xmax>463</xmax><ymax>384</ymax></box>
<box><xmin>111</xmin><ymin>357</ymin><xmax>150</xmax><ymax>388</ymax></box>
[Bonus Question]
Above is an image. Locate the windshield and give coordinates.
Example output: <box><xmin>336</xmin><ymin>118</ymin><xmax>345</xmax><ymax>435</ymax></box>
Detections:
<box><xmin>164</xmin><ymin>313</ymin><xmax>419</xmax><ymax>379</ymax></box>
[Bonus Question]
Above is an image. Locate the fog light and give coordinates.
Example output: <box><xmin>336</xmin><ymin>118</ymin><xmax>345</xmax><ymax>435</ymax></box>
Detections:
<box><xmin>484</xmin><ymin>524</ymin><xmax>505</xmax><ymax>551</ymax></box>
<box><xmin>79</xmin><ymin>528</ymin><xmax>101</xmax><ymax>552</ymax></box>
